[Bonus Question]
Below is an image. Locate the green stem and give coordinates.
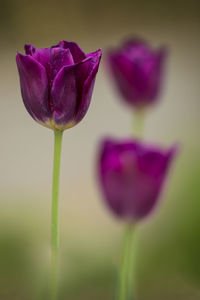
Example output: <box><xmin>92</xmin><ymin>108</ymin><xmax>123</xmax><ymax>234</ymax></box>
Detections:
<box><xmin>132</xmin><ymin>109</ymin><xmax>146</xmax><ymax>138</ymax></box>
<box><xmin>117</xmin><ymin>224</ymin><xmax>137</xmax><ymax>300</ymax></box>
<box><xmin>51</xmin><ymin>130</ymin><xmax>63</xmax><ymax>300</ymax></box>
<box><xmin>127</xmin><ymin>227</ymin><xmax>138</xmax><ymax>299</ymax></box>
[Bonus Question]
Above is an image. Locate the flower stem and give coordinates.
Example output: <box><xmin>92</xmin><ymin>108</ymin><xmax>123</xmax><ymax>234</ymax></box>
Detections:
<box><xmin>117</xmin><ymin>224</ymin><xmax>137</xmax><ymax>300</ymax></box>
<box><xmin>132</xmin><ymin>109</ymin><xmax>146</xmax><ymax>138</ymax></box>
<box><xmin>51</xmin><ymin>130</ymin><xmax>63</xmax><ymax>300</ymax></box>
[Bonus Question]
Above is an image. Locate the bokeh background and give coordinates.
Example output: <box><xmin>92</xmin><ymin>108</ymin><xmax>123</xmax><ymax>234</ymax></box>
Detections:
<box><xmin>0</xmin><ymin>0</ymin><xmax>200</xmax><ymax>299</ymax></box>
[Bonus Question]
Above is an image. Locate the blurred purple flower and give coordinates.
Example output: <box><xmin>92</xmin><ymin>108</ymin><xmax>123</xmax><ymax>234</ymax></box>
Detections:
<box><xmin>108</xmin><ymin>38</ymin><xmax>167</xmax><ymax>108</ymax></box>
<box><xmin>16</xmin><ymin>41</ymin><xmax>102</xmax><ymax>130</ymax></box>
<box><xmin>98</xmin><ymin>138</ymin><xmax>177</xmax><ymax>221</ymax></box>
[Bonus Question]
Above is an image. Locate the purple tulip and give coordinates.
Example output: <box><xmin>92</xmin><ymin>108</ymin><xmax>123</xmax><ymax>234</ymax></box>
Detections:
<box><xmin>16</xmin><ymin>41</ymin><xmax>102</xmax><ymax>130</ymax></box>
<box><xmin>108</xmin><ymin>38</ymin><xmax>167</xmax><ymax>108</ymax></box>
<box><xmin>98</xmin><ymin>138</ymin><xmax>177</xmax><ymax>221</ymax></box>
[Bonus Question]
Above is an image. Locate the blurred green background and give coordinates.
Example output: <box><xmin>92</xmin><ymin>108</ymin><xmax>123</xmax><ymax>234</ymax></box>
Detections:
<box><xmin>0</xmin><ymin>0</ymin><xmax>200</xmax><ymax>299</ymax></box>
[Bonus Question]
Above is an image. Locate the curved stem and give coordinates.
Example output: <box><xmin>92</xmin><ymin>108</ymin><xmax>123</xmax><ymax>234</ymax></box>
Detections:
<box><xmin>51</xmin><ymin>130</ymin><xmax>63</xmax><ymax>300</ymax></box>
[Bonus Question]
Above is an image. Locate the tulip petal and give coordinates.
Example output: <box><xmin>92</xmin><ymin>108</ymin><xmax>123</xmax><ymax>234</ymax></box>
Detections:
<box><xmin>75</xmin><ymin>49</ymin><xmax>102</xmax><ymax>123</ymax></box>
<box><xmin>16</xmin><ymin>53</ymin><xmax>51</xmax><ymax>123</ymax></box>
<box><xmin>130</xmin><ymin>144</ymin><xmax>176</xmax><ymax>218</ymax></box>
<box><xmin>144</xmin><ymin>47</ymin><xmax>167</xmax><ymax>100</ymax></box>
<box><xmin>108</xmin><ymin>53</ymin><xmax>137</xmax><ymax>103</ymax></box>
<box><xmin>24</xmin><ymin>44</ymin><xmax>36</xmax><ymax>55</ymax></box>
<box><xmin>51</xmin><ymin>53</ymin><xmax>101</xmax><ymax>128</ymax></box>
<box><xmin>58</xmin><ymin>41</ymin><xmax>86</xmax><ymax>63</ymax></box>
<box><xmin>49</xmin><ymin>47</ymin><xmax>74</xmax><ymax>81</ymax></box>
<box><xmin>51</xmin><ymin>64</ymin><xmax>77</xmax><ymax>127</ymax></box>
<box><xmin>28</xmin><ymin>46</ymin><xmax>74</xmax><ymax>84</ymax></box>
<box><xmin>32</xmin><ymin>48</ymin><xmax>51</xmax><ymax>76</ymax></box>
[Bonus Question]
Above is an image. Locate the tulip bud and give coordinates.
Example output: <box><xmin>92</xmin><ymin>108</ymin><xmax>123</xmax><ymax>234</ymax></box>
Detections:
<box><xmin>16</xmin><ymin>41</ymin><xmax>102</xmax><ymax>130</ymax></box>
<box><xmin>108</xmin><ymin>38</ymin><xmax>167</xmax><ymax>109</ymax></box>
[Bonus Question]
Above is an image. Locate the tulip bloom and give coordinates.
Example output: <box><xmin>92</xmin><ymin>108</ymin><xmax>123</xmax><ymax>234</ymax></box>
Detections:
<box><xmin>16</xmin><ymin>41</ymin><xmax>102</xmax><ymax>300</ymax></box>
<box><xmin>98</xmin><ymin>138</ymin><xmax>177</xmax><ymax>221</ymax></box>
<box><xmin>108</xmin><ymin>38</ymin><xmax>167</xmax><ymax>108</ymax></box>
<box><xmin>16</xmin><ymin>41</ymin><xmax>102</xmax><ymax>130</ymax></box>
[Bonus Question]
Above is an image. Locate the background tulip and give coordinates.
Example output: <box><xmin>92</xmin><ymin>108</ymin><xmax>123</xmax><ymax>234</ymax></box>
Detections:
<box><xmin>99</xmin><ymin>138</ymin><xmax>177</xmax><ymax>221</ymax></box>
<box><xmin>108</xmin><ymin>38</ymin><xmax>167</xmax><ymax>109</ymax></box>
<box><xmin>16</xmin><ymin>41</ymin><xmax>102</xmax><ymax>130</ymax></box>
